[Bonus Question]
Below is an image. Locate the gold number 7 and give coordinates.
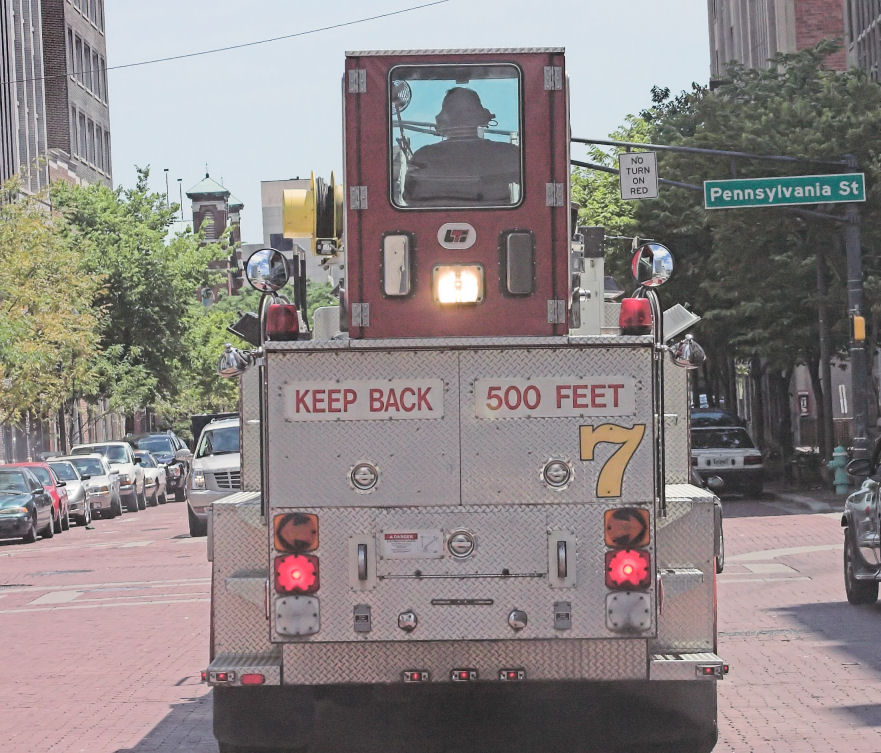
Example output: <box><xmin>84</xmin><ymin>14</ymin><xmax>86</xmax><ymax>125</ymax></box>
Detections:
<box><xmin>579</xmin><ymin>424</ymin><xmax>646</xmax><ymax>498</ymax></box>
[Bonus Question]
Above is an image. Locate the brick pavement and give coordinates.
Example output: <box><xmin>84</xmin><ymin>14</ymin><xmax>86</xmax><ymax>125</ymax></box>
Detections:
<box><xmin>715</xmin><ymin>485</ymin><xmax>881</xmax><ymax>753</ymax></box>
<box><xmin>0</xmin><ymin>500</ymin><xmax>219</xmax><ymax>753</ymax></box>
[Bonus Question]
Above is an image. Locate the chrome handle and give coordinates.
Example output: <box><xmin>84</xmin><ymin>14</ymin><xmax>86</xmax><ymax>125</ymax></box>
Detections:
<box><xmin>557</xmin><ymin>540</ymin><xmax>567</xmax><ymax>579</ymax></box>
<box><xmin>357</xmin><ymin>543</ymin><xmax>368</xmax><ymax>581</ymax></box>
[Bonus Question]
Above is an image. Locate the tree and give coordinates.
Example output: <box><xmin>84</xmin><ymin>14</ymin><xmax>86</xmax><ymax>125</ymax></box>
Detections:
<box><xmin>0</xmin><ymin>178</ymin><xmax>102</xmax><ymax>429</ymax></box>
<box><xmin>632</xmin><ymin>41</ymin><xmax>881</xmax><ymax>455</ymax></box>
<box><xmin>50</xmin><ymin>168</ymin><xmax>227</xmax><ymax>425</ymax></box>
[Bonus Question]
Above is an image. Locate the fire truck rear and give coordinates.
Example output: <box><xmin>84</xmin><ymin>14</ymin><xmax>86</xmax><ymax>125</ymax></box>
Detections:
<box><xmin>206</xmin><ymin>48</ymin><xmax>725</xmax><ymax>753</ymax></box>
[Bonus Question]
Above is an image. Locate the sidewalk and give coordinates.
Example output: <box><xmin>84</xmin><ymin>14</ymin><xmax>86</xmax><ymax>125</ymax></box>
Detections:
<box><xmin>764</xmin><ymin>478</ymin><xmax>847</xmax><ymax>513</ymax></box>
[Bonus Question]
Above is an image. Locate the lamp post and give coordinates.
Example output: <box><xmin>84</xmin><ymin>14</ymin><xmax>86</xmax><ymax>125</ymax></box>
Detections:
<box><xmin>177</xmin><ymin>178</ymin><xmax>184</xmax><ymax>222</ymax></box>
<box><xmin>164</xmin><ymin>168</ymin><xmax>170</xmax><ymax>208</ymax></box>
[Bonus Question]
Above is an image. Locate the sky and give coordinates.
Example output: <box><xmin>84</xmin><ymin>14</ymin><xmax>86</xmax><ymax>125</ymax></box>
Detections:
<box><xmin>104</xmin><ymin>1</ymin><xmax>710</xmax><ymax>244</ymax></box>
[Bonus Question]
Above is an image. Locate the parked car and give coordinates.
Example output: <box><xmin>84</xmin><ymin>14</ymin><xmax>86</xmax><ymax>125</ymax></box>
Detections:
<box><xmin>56</xmin><ymin>454</ymin><xmax>123</xmax><ymax>519</ymax></box>
<box><xmin>127</xmin><ymin>432</ymin><xmax>192</xmax><ymax>502</ymax></box>
<box><xmin>188</xmin><ymin>416</ymin><xmax>241</xmax><ymax>537</ymax></box>
<box><xmin>134</xmin><ymin>450</ymin><xmax>167</xmax><ymax>506</ymax></box>
<box><xmin>691</xmin><ymin>407</ymin><xmax>746</xmax><ymax>428</ymax></box>
<box><xmin>0</xmin><ymin>466</ymin><xmax>55</xmax><ymax>542</ymax></box>
<box><xmin>4</xmin><ymin>461</ymin><xmax>70</xmax><ymax>533</ymax></box>
<box><xmin>70</xmin><ymin>441</ymin><xmax>145</xmax><ymax>513</ymax></box>
<box><xmin>48</xmin><ymin>459</ymin><xmax>91</xmax><ymax>526</ymax></box>
<box><xmin>692</xmin><ymin>425</ymin><xmax>764</xmax><ymax>496</ymax></box>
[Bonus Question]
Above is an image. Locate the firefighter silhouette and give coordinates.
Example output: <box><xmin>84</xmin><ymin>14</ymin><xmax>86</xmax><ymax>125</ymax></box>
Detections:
<box><xmin>403</xmin><ymin>87</ymin><xmax>520</xmax><ymax>205</ymax></box>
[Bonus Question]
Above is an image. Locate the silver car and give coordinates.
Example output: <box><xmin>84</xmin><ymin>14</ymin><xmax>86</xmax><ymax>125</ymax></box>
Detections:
<box><xmin>48</xmin><ymin>459</ymin><xmax>91</xmax><ymax>526</ymax></box>
<box><xmin>70</xmin><ymin>441</ymin><xmax>145</xmax><ymax>513</ymax></box>
<box><xmin>134</xmin><ymin>449</ymin><xmax>168</xmax><ymax>506</ymax></box>
<box><xmin>55</xmin><ymin>454</ymin><xmax>123</xmax><ymax>519</ymax></box>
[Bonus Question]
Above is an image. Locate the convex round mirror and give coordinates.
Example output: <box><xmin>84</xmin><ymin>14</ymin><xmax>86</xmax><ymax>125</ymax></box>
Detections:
<box><xmin>246</xmin><ymin>248</ymin><xmax>289</xmax><ymax>293</ymax></box>
<box><xmin>632</xmin><ymin>242</ymin><xmax>673</xmax><ymax>288</ymax></box>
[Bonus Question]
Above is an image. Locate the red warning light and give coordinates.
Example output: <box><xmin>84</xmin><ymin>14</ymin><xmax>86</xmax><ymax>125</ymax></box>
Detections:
<box><xmin>274</xmin><ymin>554</ymin><xmax>319</xmax><ymax>594</ymax></box>
<box><xmin>605</xmin><ymin>549</ymin><xmax>651</xmax><ymax>590</ymax></box>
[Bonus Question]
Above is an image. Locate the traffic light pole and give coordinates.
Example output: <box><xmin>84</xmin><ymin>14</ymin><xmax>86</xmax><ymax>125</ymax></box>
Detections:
<box><xmin>844</xmin><ymin>154</ymin><xmax>869</xmax><ymax>459</ymax></box>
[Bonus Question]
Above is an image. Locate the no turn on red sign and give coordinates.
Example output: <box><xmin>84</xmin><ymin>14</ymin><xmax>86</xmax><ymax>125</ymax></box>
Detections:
<box><xmin>619</xmin><ymin>152</ymin><xmax>659</xmax><ymax>200</ymax></box>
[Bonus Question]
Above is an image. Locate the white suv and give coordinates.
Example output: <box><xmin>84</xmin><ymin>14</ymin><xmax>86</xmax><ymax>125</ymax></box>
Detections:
<box><xmin>71</xmin><ymin>441</ymin><xmax>146</xmax><ymax>513</ymax></box>
<box><xmin>187</xmin><ymin>417</ymin><xmax>241</xmax><ymax>537</ymax></box>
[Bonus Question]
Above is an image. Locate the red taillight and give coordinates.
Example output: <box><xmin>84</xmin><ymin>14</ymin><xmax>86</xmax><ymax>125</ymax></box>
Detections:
<box><xmin>605</xmin><ymin>549</ymin><xmax>651</xmax><ymax>590</ymax></box>
<box><xmin>618</xmin><ymin>297</ymin><xmax>652</xmax><ymax>335</ymax></box>
<box><xmin>274</xmin><ymin>554</ymin><xmax>319</xmax><ymax>594</ymax></box>
<box><xmin>241</xmin><ymin>673</ymin><xmax>265</xmax><ymax>685</ymax></box>
<box><xmin>743</xmin><ymin>455</ymin><xmax>762</xmax><ymax>466</ymax></box>
<box><xmin>265</xmin><ymin>303</ymin><xmax>300</xmax><ymax>341</ymax></box>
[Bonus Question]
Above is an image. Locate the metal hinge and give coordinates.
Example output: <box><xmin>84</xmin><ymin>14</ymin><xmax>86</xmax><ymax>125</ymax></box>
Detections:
<box><xmin>351</xmin><ymin>302</ymin><xmax>370</xmax><ymax>327</ymax></box>
<box><xmin>547</xmin><ymin>299</ymin><xmax>566</xmax><ymax>324</ymax></box>
<box><xmin>545</xmin><ymin>182</ymin><xmax>565</xmax><ymax>206</ymax></box>
<box><xmin>350</xmin><ymin>186</ymin><xmax>368</xmax><ymax>210</ymax></box>
<box><xmin>544</xmin><ymin>66</ymin><xmax>563</xmax><ymax>90</ymax></box>
<box><xmin>348</xmin><ymin>69</ymin><xmax>367</xmax><ymax>94</ymax></box>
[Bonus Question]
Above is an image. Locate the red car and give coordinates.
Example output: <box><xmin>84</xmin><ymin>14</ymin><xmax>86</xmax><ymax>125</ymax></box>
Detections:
<box><xmin>2</xmin><ymin>462</ymin><xmax>70</xmax><ymax>534</ymax></box>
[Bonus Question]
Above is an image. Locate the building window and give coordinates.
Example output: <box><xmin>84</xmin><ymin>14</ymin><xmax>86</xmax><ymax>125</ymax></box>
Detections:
<box><xmin>98</xmin><ymin>55</ymin><xmax>106</xmax><ymax>100</ymax></box>
<box><xmin>66</xmin><ymin>28</ymin><xmax>74</xmax><ymax>76</ymax></box>
<box><xmin>84</xmin><ymin>43</ymin><xmax>93</xmax><ymax>91</ymax></box>
<box><xmin>104</xmin><ymin>130</ymin><xmax>111</xmax><ymax>173</ymax></box>
<box><xmin>88</xmin><ymin>120</ymin><xmax>96</xmax><ymax>165</ymax></box>
<box><xmin>92</xmin><ymin>51</ymin><xmax>99</xmax><ymax>97</ymax></box>
<box><xmin>97</xmin><ymin>0</ymin><xmax>104</xmax><ymax>31</ymax></box>
<box><xmin>79</xmin><ymin>113</ymin><xmax>87</xmax><ymax>157</ymax></box>
<box><xmin>70</xmin><ymin>107</ymin><xmax>78</xmax><ymax>156</ymax></box>
<box><xmin>96</xmin><ymin>126</ymin><xmax>104</xmax><ymax>172</ymax></box>
<box><xmin>75</xmin><ymin>36</ymin><xmax>84</xmax><ymax>85</ymax></box>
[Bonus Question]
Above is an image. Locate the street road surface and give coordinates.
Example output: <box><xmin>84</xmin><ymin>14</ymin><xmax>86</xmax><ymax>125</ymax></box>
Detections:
<box><xmin>0</xmin><ymin>493</ymin><xmax>879</xmax><ymax>752</ymax></box>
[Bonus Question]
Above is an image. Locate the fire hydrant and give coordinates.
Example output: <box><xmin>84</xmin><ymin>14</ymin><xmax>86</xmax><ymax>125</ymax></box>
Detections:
<box><xmin>827</xmin><ymin>445</ymin><xmax>850</xmax><ymax>495</ymax></box>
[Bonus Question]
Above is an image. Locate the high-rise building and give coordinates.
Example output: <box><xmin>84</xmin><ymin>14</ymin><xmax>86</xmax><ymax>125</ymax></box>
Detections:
<box><xmin>707</xmin><ymin>0</ymin><xmax>847</xmax><ymax>83</ymax></box>
<box><xmin>0</xmin><ymin>0</ymin><xmax>111</xmax><ymax>192</ymax></box>
<box><xmin>844</xmin><ymin>2</ymin><xmax>881</xmax><ymax>79</ymax></box>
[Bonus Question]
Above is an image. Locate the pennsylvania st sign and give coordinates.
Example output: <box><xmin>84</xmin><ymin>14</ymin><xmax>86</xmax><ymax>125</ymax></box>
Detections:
<box><xmin>704</xmin><ymin>173</ymin><xmax>865</xmax><ymax>209</ymax></box>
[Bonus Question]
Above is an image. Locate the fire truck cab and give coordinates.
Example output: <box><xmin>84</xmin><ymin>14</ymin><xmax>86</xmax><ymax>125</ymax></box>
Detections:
<box><xmin>207</xmin><ymin>48</ymin><xmax>725</xmax><ymax>753</ymax></box>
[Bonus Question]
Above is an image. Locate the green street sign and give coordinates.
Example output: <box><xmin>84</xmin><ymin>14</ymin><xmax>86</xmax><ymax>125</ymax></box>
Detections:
<box><xmin>704</xmin><ymin>173</ymin><xmax>865</xmax><ymax>209</ymax></box>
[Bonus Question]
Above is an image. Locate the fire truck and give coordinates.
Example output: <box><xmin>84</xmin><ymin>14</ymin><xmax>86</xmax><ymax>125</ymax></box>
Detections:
<box><xmin>206</xmin><ymin>48</ymin><xmax>726</xmax><ymax>753</ymax></box>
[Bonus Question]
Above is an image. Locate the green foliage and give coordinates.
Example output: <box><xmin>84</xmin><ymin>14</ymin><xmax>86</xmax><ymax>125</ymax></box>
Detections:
<box><xmin>629</xmin><ymin>41</ymin><xmax>881</xmax><ymax>376</ymax></box>
<box><xmin>50</xmin><ymin>167</ymin><xmax>228</xmax><ymax>418</ymax></box>
<box><xmin>0</xmin><ymin>177</ymin><xmax>102</xmax><ymax>423</ymax></box>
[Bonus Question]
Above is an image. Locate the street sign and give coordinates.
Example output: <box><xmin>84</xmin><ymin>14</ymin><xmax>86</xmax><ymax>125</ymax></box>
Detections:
<box><xmin>619</xmin><ymin>152</ymin><xmax>658</xmax><ymax>200</ymax></box>
<box><xmin>704</xmin><ymin>173</ymin><xmax>865</xmax><ymax>209</ymax></box>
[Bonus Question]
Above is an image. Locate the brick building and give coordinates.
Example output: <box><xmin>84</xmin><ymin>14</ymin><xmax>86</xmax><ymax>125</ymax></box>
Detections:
<box><xmin>186</xmin><ymin>173</ymin><xmax>244</xmax><ymax>301</ymax></box>
<box><xmin>707</xmin><ymin>0</ymin><xmax>847</xmax><ymax>82</ymax></box>
<box><xmin>0</xmin><ymin>0</ymin><xmax>111</xmax><ymax>193</ymax></box>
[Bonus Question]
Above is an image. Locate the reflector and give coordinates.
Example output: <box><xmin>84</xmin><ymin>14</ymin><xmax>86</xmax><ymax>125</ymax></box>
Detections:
<box><xmin>241</xmin><ymin>673</ymin><xmax>266</xmax><ymax>685</ymax></box>
<box><xmin>274</xmin><ymin>513</ymin><xmax>319</xmax><ymax>552</ymax></box>
<box><xmin>604</xmin><ymin>508</ymin><xmax>650</xmax><ymax>548</ymax></box>
<box><xmin>605</xmin><ymin>548</ymin><xmax>651</xmax><ymax>590</ymax></box>
<box><xmin>275</xmin><ymin>554</ymin><xmax>320</xmax><ymax>594</ymax></box>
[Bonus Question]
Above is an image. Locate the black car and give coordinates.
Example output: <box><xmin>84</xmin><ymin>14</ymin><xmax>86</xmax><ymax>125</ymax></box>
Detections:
<box><xmin>0</xmin><ymin>466</ymin><xmax>55</xmax><ymax>542</ymax></box>
<box><xmin>127</xmin><ymin>432</ymin><xmax>193</xmax><ymax>502</ymax></box>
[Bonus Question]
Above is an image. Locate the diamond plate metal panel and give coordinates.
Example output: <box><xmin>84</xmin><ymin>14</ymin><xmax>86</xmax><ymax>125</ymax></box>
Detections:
<box><xmin>241</xmin><ymin>366</ymin><xmax>262</xmax><ymax>493</ymax></box>
<box><xmin>460</xmin><ymin>345</ymin><xmax>656</xmax><ymax>505</ymax></box>
<box><xmin>212</xmin><ymin>496</ymin><xmax>272</xmax><ymax>656</ymax></box>
<box><xmin>653</xmin><ymin>489</ymin><xmax>716</xmax><ymax>652</ymax></box>
<box><xmin>663</xmin><ymin>362</ymin><xmax>691</xmax><ymax>485</ymax></box>
<box><xmin>208</xmin><ymin>649</ymin><xmax>282</xmax><ymax>685</ymax></box>
<box><xmin>268</xmin><ymin>504</ymin><xmax>655</xmax><ymax>642</ymax></box>
<box><xmin>283</xmin><ymin>638</ymin><xmax>646</xmax><ymax>684</ymax></box>
<box><xmin>264</xmin><ymin>350</ymin><xmax>460</xmax><ymax>508</ymax></box>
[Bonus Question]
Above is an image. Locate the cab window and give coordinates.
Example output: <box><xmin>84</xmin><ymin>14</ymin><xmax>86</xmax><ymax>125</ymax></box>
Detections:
<box><xmin>389</xmin><ymin>63</ymin><xmax>522</xmax><ymax>209</ymax></box>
